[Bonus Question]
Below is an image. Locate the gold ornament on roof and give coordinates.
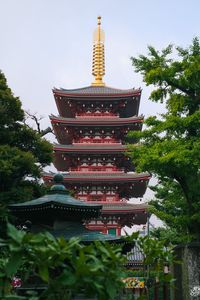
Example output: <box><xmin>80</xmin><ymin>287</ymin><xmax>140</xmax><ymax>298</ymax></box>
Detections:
<box><xmin>92</xmin><ymin>16</ymin><xmax>105</xmax><ymax>86</ymax></box>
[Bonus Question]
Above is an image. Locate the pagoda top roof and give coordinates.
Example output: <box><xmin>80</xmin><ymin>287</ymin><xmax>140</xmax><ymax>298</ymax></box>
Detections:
<box><xmin>53</xmin><ymin>85</ymin><xmax>141</xmax><ymax>97</ymax></box>
<box><xmin>54</xmin><ymin>144</ymin><xmax>126</xmax><ymax>152</ymax></box>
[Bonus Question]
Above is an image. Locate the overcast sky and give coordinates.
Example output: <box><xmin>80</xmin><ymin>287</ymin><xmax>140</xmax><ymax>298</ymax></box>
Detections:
<box><xmin>1</xmin><ymin>0</ymin><xmax>199</xmax><ymax>212</ymax></box>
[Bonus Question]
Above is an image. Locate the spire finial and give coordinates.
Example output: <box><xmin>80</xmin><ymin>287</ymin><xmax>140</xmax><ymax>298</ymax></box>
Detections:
<box><xmin>97</xmin><ymin>15</ymin><xmax>101</xmax><ymax>25</ymax></box>
<box><xmin>91</xmin><ymin>16</ymin><xmax>105</xmax><ymax>86</ymax></box>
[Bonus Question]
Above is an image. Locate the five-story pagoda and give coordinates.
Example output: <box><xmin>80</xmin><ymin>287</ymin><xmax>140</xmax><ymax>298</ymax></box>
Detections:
<box><xmin>43</xmin><ymin>17</ymin><xmax>150</xmax><ymax>236</ymax></box>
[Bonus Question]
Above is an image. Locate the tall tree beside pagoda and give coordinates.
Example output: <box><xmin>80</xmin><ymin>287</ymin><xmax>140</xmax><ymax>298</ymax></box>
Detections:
<box><xmin>0</xmin><ymin>71</ymin><xmax>53</xmax><ymax>205</ymax></box>
<box><xmin>128</xmin><ymin>38</ymin><xmax>200</xmax><ymax>241</ymax></box>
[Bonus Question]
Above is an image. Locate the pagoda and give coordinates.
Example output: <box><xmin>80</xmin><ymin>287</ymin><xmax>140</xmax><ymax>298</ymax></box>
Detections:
<box><xmin>43</xmin><ymin>16</ymin><xmax>150</xmax><ymax>236</ymax></box>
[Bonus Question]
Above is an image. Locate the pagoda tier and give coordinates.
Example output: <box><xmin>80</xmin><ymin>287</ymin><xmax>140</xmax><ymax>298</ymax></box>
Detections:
<box><xmin>88</xmin><ymin>203</ymin><xmax>148</xmax><ymax>233</ymax></box>
<box><xmin>53</xmin><ymin>86</ymin><xmax>141</xmax><ymax>118</ymax></box>
<box><xmin>53</xmin><ymin>144</ymin><xmax>134</xmax><ymax>172</ymax></box>
<box><xmin>50</xmin><ymin>116</ymin><xmax>143</xmax><ymax>145</ymax></box>
<box><xmin>43</xmin><ymin>172</ymin><xmax>150</xmax><ymax>200</ymax></box>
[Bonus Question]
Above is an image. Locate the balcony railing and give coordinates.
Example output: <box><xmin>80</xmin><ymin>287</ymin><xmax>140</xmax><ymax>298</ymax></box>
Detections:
<box><xmin>73</xmin><ymin>138</ymin><xmax>121</xmax><ymax>144</ymax></box>
<box><xmin>69</xmin><ymin>166</ymin><xmax>124</xmax><ymax>172</ymax></box>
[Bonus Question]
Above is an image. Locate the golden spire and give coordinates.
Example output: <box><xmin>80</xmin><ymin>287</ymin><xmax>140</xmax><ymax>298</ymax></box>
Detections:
<box><xmin>91</xmin><ymin>16</ymin><xmax>105</xmax><ymax>86</ymax></box>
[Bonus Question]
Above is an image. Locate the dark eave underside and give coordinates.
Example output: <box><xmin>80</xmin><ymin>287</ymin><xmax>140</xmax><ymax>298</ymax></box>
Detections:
<box><xmin>53</xmin><ymin>86</ymin><xmax>141</xmax><ymax>97</ymax></box>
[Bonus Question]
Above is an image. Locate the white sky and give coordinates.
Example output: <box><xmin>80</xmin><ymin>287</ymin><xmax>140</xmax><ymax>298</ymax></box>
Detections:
<box><xmin>1</xmin><ymin>1</ymin><xmax>199</xmax><ymax>225</ymax></box>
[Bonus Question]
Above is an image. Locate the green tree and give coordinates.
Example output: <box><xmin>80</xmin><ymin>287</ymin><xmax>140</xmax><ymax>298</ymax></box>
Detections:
<box><xmin>128</xmin><ymin>38</ymin><xmax>200</xmax><ymax>241</ymax></box>
<box><xmin>0</xmin><ymin>71</ymin><xmax>52</xmax><ymax>206</ymax></box>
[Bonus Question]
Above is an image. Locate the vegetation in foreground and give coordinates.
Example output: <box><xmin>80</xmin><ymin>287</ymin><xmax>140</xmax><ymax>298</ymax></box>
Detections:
<box><xmin>0</xmin><ymin>224</ymin><xmax>174</xmax><ymax>300</ymax></box>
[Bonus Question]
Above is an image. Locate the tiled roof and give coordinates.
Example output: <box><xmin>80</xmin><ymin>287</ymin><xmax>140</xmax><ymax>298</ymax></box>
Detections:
<box><xmin>43</xmin><ymin>172</ymin><xmax>150</xmax><ymax>182</ymax></box>
<box><xmin>102</xmin><ymin>202</ymin><xmax>148</xmax><ymax>211</ymax></box>
<box><xmin>50</xmin><ymin>115</ymin><xmax>143</xmax><ymax>124</ymax></box>
<box><xmin>9</xmin><ymin>187</ymin><xmax>102</xmax><ymax>220</ymax></box>
<box><xmin>9</xmin><ymin>193</ymin><xmax>101</xmax><ymax>209</ymax></box>
<box><xmin>127</xmin><ymin>244</ymin><xmax>144</xmax><ymax>263</ymax></box>
<box><xmin>54</xmin><ymin>144</ymin><xmax>126</xmax><ymax>152</ymax></box>
<box><xmin>53</xmin><ymin>86</ymin><xmax>140</xmax><ymax>96</ymax></box>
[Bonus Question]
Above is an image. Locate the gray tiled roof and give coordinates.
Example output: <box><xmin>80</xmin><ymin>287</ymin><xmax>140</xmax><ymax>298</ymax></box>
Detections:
<box><xmin>54</xmin><ymin>144</ymin><xmax>126</xmax><ymax>151</ymax></box>
<box><xmin>102</xmin><ymin>202</ymin><xmax>148</xmax><ymax>211</ymax></box>
<box><xmin>54</xmin><ymin>85</ymin><xmax>140</xmax><ymax>96</ymax></box>
<box><xmin>43</xmin><ymin>172</ymin><xmax>150</xmax><ymax>181</ymax></box>
<box><xmin>50</xmin><ymin>115</ymin><xmax>143</xmax><ymax>124</ymax></box>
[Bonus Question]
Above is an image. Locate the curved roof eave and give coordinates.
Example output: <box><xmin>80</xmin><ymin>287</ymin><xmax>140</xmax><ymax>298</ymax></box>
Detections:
<box><xmin>50</xmin><ymin>115</ymin><xmax>144</xmax><ymax>125</ymax></box>
<box><xmin>43</xmin><ymin>172</ymin><xmax>151</xmax><ymax>182</ymax></box>
<box><xmin>53</xmin><ymin>85</ymin><xmax>142</xmax><ymax>98</ymax></box>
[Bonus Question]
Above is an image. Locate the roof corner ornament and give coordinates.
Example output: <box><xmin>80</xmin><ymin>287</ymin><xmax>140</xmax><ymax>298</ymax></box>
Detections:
<box><xmin>91</xmin><ymin>16</ymin><xmax>105</xmax><ymax>87</ymax></box>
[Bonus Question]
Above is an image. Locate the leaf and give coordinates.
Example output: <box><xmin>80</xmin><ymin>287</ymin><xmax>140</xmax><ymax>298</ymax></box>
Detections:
<box><xmin>106</xmin><ymin>280</ymin><xmax>117</xmax><ymax>299</ymax></box>
<box><xmin>38</xmin><ymin>265</ymin><xmax>49</xmax><ymax>282</ymax></box>
<box><xmin>7</xmin><ymin>223</ymin><xmax>25</xmax><ymax>244</ymax></box>
<box><xmin>58</xmin><ymin>270</ymin><xmax>77</xmax><ymax>286</ymax></box>
<box><xmin>5</xmin><ymin>253</ymin><xmax>23</xmax><ymax>276</ymax></box>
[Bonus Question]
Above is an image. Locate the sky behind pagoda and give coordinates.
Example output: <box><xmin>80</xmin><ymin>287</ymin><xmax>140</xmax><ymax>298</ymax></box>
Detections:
<box><xmin>1</xmin><ymin>0</ymin><xmax>199</xmax><ymax>210</ymax></box>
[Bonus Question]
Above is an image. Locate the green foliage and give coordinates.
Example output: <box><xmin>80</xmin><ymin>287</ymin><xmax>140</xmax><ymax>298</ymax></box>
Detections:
<box><xmin>126</xmin><ymin>234</ymin><xmax>175</xmax><ymax>300</ymax></box>
<box><xmin>137</xmin><ymin>236</ymin><xmax>173</xmax><ymax>276</ymax></box>
<box><xmin>0</xmin><ymin>224</ymin><xmax>126</xmax><ymax>300</ymax></box>
<box><xmin>0</xmin><ymin>71</ymin><xmax>52</xmax><ymax>205</ymax></box>
<box><xmin>150</xmin><ymin>226</ymin><xmax>190</xmax><ymax>245</ymax></box>
<box><xmin>128</xmin><ymin>38</ymin><xmax>200</xmax><ymax>240</ymax></box>
<box><xmin>0</xmin><ymin>225</ymin><xmax>177</xmax><ymax>300</ymax></box>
